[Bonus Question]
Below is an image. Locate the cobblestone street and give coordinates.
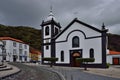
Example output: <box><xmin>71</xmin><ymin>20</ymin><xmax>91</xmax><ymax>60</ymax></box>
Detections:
<box><xmin>25</xmin><ymin>63</ymin><xmax>120</xmax><ymax>80</ymax></box>
<box><xmin>1</xmin><ymin>63</ymin><xmax>120</xmax><ymax>80</ymax></box>
<box><xmin>1</xmin><ymin>63</ymin><xmax>62</xmax><ymax>80</ymax></box>
<box><xmin>53</xmin><ymin>66</ymin><xmax>120</xmax><ymax>80</ymax></box>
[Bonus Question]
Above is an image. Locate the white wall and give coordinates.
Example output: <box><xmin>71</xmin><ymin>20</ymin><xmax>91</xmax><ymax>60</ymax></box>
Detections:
<box><xmin>44</xmin><ymin>45</ymin><xmax>51</xmax><ymax>57</ymax></box>
<box><xmin>56</xmin><ymin>22</ymin><xmax>102</xmax><ymax>64</ymax></box>
<box><xmin>56</xmin><ymin>22</ymin><xmax>101</xmax><ymax>42</ymax></box>
<box><xmin>2</xmin><ymin>40</ymin><xmax>30</xmax><ymax>62</ymax></box>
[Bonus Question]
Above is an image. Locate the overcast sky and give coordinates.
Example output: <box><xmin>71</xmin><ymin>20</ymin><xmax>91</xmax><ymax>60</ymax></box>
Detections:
<box><xmin>0</xmin><ymin>0</ymin><xmax>120</xmax><ymax>34</ymax></box>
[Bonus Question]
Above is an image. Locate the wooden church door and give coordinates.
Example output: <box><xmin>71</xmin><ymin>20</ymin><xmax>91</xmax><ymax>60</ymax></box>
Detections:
<box><xmin>72</xmin><ymin>52</ymin><xmax>81</xmax><ymax>67</ymax></box>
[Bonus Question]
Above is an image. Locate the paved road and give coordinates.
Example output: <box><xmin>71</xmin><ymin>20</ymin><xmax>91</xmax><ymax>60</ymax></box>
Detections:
<box><xmin>2</xmin><ymin>63</ymin><xmax>120</xmax><ymax>80</ymax></box>
<box><xmin>53</xmin><ymin>67</ymin><xmax>120</xmax><ymax>80</ymax></box>
<box><xmin>1</xmin><ymin>63</ymin><xmax>62</xmax><ymax>80</ymax></box>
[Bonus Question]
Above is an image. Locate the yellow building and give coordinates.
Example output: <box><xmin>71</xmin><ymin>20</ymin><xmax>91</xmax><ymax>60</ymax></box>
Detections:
<box><xmin>29</xmin><ymin>48</ymin><xmax>41</xmax><ymax>62</ymax></box>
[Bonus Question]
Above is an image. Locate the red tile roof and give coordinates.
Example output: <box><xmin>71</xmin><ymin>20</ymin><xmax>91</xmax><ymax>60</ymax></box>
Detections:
<box><xmin>30</xmin><ymin>47</ymin><xmax>41</xmax><ymax>55</ymax></box>
<box><xmin>0</xmin><ymin>37</ymin><xmax>25</xmax><ymax>43</ymax></box>
<box><xmin>109</xmin><ymin>50</ymin><xmax>120</xmax><ymax>55</ymax></box>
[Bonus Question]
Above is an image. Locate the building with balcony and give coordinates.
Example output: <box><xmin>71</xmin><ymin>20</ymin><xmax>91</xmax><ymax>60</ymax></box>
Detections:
<box><xmin>0</xmin><ymin>37</ymin><xmax>30</xmax><ymax>62</ymax></box>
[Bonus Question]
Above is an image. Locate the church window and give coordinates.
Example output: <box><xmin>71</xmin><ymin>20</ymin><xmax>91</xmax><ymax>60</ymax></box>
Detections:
<box><xmin>72</xmin><ymin>36</ymin><xmax>79</xmax><ymax>48</ymax></box>
<box><xmin>90</xmin><ymin>48</ymin><xmax>94</xmax><ymax>58</ymax></box>
<box><xmin>61</xmin><ymin>51</ymin><xmax>64</xmax><ymax>62</ymax></box>
<box><xmin>45</xmin><ymin>26</ymin><xmax>49</xmax><ymax>35</ymax></box>
<box><xmin>55</xmin><ymin>27</ymin><xmax>59</xmax><ymax>35</ymax></box>
<box><xmin>46</xmin><ymin>45</ymin><xmax>49</xmax><ymax>50</ymax></box>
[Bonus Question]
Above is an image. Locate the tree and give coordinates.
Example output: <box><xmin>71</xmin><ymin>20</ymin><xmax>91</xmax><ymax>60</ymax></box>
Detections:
<box><xmin>76</xmin><ymin>58</ymin><xmax>95</xmax><ymax>70</ymax></box>
<box><xmin>42</xmin><ymin>57</ymin><xmax>58</xmax><ymax>67</ymax></box>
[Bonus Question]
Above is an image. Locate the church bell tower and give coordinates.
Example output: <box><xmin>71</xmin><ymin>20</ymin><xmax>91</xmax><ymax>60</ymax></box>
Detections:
<box><xmin>41</xmin><ymin>8</ymin><xmax>61</xmax><ymax>64</ymax></box>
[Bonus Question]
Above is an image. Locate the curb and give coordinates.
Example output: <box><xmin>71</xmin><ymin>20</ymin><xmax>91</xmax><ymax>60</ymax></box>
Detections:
<box><xmin>0</xmin><ymin>69</ymin><xmax>21</xmax><ymax>79</ymax></box>
<box><xmin>0</xmin><ymin>67</ymin><xmax>13</xmax><ymax>71</ymax></box>
<box><xmin>0</xmin><ymin>65</ymin><xmax>7</xmax><ymax>68</ymax></box>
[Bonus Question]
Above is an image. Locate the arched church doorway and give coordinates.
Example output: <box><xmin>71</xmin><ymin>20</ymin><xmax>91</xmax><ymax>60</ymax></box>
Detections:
<box><xmin>72</xmin><ymin>52</ymin><xmax>81</xmax><ymax>67</ymax></box>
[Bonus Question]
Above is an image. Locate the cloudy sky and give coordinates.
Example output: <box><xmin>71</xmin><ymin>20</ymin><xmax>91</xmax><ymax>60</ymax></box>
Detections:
<box><xmin>0</xmin><ymin>0</ymin><xmax>120</xmax><ymax>34</ymax></box>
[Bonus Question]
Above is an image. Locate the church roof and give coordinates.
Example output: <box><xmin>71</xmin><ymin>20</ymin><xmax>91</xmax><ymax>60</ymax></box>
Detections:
<box><xmin>44</xmin><ymin>8</ymin><xmax>58</xmax><ymax>23</ymax></box>
<box><xmin>44</xmin><ymin>11</ymin><xmax>56</xmax><ymax>22</ymax></box>
<box><xmin>41</xmin><ymin>9</ymin><xmax>61</xmax><ymax>28</ymax></box>
<box><xmin>54</xmin><ymin>18</ymin><xmax>108</xmax><ymax>39</ymax></box>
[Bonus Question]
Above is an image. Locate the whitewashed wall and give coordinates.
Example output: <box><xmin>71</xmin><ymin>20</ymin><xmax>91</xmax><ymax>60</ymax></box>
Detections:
<box><xmin>44</xmin><ymin>45</ymin><xmax>51</xmax><ymax>57</ymax></box>
<box><xmin>56</xmin><ymin>22</ymin><xmax>101</xmax><ymax>42</ymax></box>
<box><xmin>1</xmin><ymin>40</ymin><xmax>30</xmax><ymax>62</ymax></box>
<box><xmin>56</xmin><ymin>22</ymin><xmax>102</xmax><ymax>64</ymax></box>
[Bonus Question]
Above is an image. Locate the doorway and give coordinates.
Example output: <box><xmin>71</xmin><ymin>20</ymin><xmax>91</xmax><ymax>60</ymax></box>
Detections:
<box><xmin>72</xmin><ymin>53</ymin><xmax>81</xmax><ymax>67</ymax></box>
<box><xmin>13</xmin><ymin>55</ymin><xmax>17</xmax><ymax>62</ymax></box>
<box><xmin>113</xmin><ymin>58</ymin><xmax>119</xmax><ymax>65</ymax></box>
<box><xmin>70</xmin><ymin>49</ymin><xmax>82</xmax><ymax>67</ymax></box>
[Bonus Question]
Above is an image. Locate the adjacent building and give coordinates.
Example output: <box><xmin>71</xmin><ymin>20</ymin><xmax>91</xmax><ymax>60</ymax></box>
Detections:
<box><xmin>107</xmin><ymin>50</ymin><xmax>120</xmax><ymax>65</ymax></box>
<box><xmin>41</xmin><ymin>10</ymin><xmax>108</xmax><ymax>68</ymax></box>
<box><xmin>29</xmin><ymin>47</ymin><xmax>41</xmax><ymax>62</ymax></box>
<box><xmin>0</xmin><ymin>37</ymin><xmax>30</xmax><ymax>62</ymax></box>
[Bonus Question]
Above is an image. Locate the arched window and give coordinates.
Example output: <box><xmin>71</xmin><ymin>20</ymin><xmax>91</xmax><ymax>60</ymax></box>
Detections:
<box><xmin>90</xmin><ymin>48</ymin><xmax>94</xmax><ymax>58</ymax></box>
<box><xmin>55</xmin><ymin>27</ymin><xmax>59</xmax><ymax>35</ymax></box>
<box><xmin>45</xmin><ymin>26</ymin><xmax>49</xmax><ymax>35</ymax></box>
<box><xmin>61</xmin><ymin>51</ymin><xmax>64</xmax><ymax>62</ymax></box>
<box><xmin>72</xmin><ymin>36</ymin><xmax>79</xmax><ymax>48</ymax></box>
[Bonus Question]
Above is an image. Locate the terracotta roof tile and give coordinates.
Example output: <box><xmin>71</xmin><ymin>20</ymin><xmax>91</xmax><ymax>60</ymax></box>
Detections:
<box><xmin>0</xmin><ymin>37</ymin><xmax>25</xmax><ymax>43</ymax></box>
<box><xmin>30</xmin><ymin>47</ymin><xmax>41</xmax><ymax>55</ymax></box>
<box><xmin>109</xmin><ymin>50</ymin><xmax>120</xmax><ymax>55</ymax></box>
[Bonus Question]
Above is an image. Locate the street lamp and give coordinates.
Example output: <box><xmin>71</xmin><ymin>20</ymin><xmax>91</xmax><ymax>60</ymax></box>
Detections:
<box><xmin>0</xmin><ymin>41</ymin><xmax>4</xmax><ymax>65</ymax></box>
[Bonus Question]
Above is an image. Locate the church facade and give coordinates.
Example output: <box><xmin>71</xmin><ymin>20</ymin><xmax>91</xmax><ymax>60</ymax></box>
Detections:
<box><xmin>41</xmin><ymin>11</ymin><xmax>108</xmax><ymax>68</ymax></box>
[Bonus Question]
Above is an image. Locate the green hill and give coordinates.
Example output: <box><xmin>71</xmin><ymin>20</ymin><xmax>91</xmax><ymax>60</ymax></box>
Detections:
<box><xmin>0</xmin><ymin>24</ymin><xmax>41</xmax><ymax>50</ymax></box>
<box><xmin>108</xmin><ymin>33</ymin><xmax>120</xmax><ymax>51</ymax></box>
<box><xmin>0</xmin><ymin>24</ymin><xmax>120</xmax><ymax>52</ymax></box>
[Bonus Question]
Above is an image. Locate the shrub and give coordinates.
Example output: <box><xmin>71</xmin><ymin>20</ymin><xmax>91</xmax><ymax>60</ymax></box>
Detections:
<box><xmin>42</xmin><ymin>57</ymin><xmax>58</xmax><ymax>62</ymax></box>
<box><xmin>106</xmin><ymin>63</ymin><xmax>110</xmax><ymax>68</ymax></box>
<box><xmin>42</xmin><ymin>57</ymin><xmax>58</xmax><ymax>67</ymax></box>
<box><xmin>76</xmin><ymin>58</ymin><xmax>95</xmax><ymax>70</ymax></box>
<box><xmin>76</xmin><ymin>58</ymin><xmax>95</xmax><ymax>63</ymax></box>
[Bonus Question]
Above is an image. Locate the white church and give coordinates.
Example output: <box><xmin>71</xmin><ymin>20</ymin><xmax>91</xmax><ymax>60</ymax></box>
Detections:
<box><xmin>41</xmin><ymin>10</ymin><xmax>108</xmax><ymax>68</ymax></box>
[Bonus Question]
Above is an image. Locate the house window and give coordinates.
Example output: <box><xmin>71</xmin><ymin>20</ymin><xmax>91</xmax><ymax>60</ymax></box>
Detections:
<box><xmin>19</xmin><ymin>44</ymin><xmax>22</xmax><ymax>48</ymax></box>
<box><xmin>72</xmin><ymin>36</ymin><xmax>79</xmax><ymax>48</ymax></box>
<box><xmin>19</xmin><ymin>49</ymin><xmax>22</xmax><ymax>55</ymax></box>
<box><xmin>61</xmin><ymin>51</ymin><xmax>64</xmax><ymax>62</ymax></box>
<box><xmin>25</xmin><ymin>57</ymin><xmax>27</xmax><ymax>61</ymax></box>
<box><xmin>24</xmin><ymin>51</ymin><xmax>27</xmax><ymax>56</ymax></box>
<box><xmin>45</xmin><ymin>26</ymin><xmax>49</xmax><ymax>35</ymax></box>
<box><xmin>3</xmin><ymin>41</ymin><xmax>6</xmax><ymax>45</ymax></box>
<box><xmin>19</xmin><ymin>56</ymin><xmax>22</xmax><ymax>60</ymax></box>
<box><xmin>90</xmin><ymin>48</ymin><xmax>94</xmax><ymax>58</ymax></box>
<box><xmin>46</xmin><ymin>46</ymin><xmax>49</xmax><ymax>50</ymax></box>
<box><xmin>13</xmin><ymin>42</ymin><xmax>16</xmax><ymax>47</ymax></box>
<box><xmin>24</xmin><ymin>44</ymin><xmax>27</xmax><ymax>49</ymax></box>
<box><xmin>13</xmin><ymin>49</ymin><xmax>16</xmax><ymax>55</ymax></box>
